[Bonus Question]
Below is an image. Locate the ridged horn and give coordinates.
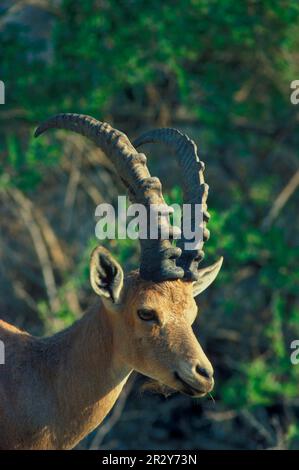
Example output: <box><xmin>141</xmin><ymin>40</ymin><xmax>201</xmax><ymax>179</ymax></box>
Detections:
<box><xmin>35</xmin><ymin>114</ymin><xmax>184</xmax><ymax>281</ymax></box>
<box><xmin>133</xmin><ymin>128</ymin><xmax>209</xmax><ymax>281</ymax></box>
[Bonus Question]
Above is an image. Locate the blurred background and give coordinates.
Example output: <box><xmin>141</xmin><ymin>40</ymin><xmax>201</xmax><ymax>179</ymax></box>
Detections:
<box><xmin>0</xmin><ymin>0</ymin><xmax>299</xmax><ymax>450</ymax></box>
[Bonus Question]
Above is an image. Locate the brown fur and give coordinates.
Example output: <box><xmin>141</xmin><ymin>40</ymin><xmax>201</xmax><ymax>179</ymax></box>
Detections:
<box><xmin>0</xmin><ymin>272</ymin><xmax>214</xmax><ymax>449</ymax></box>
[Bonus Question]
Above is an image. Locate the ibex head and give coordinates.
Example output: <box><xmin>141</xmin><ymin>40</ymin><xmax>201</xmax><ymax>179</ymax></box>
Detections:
<box><xmin>35</xmin><ymin>115</ymin><xmax>223</xmax><ymax>398</ymax></box>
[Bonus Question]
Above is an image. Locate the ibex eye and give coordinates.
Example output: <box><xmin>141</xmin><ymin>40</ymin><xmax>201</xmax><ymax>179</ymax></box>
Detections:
<box><xmin>137</xmin><ymin>309</ymin><xmax>157</xmax><ymax>322</ymax></box>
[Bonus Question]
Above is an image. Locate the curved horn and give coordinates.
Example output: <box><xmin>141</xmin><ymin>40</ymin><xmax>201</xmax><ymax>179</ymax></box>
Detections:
<box><xmin>35</xmin><ymin>114</ymin><xmax>184</xmax><ymax>282</ymax></box>
<box><xmin>133</xmin><ymin>128</ymin><xmax>209</xmax><ymax>281</ymax></box>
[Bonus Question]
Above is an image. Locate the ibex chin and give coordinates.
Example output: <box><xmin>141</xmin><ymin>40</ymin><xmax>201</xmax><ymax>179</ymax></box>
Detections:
<box><xmin>0</xmin><ymin>114</ymin><xmax>223</xmax><ymax>450</ymax></box>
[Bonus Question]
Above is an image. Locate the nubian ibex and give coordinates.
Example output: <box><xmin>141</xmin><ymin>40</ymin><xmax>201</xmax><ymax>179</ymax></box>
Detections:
<box><xmin>0</xmin><ymin>114</ymin><xmax>223</xmax><ymax>449</ymax></box>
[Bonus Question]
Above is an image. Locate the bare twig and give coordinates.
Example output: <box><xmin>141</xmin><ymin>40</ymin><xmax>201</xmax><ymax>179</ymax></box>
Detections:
<box><xmin>33</xmin><ymin>207</ymin><xmax>70</xmax><ymax>271</ymax></box>
<box><xmin>262</xmin><ymin>168</ymin><xmax>299</xmax><ymax>229</ymax></box>
<box><xmin>80</xmin><ymin>175</ymin><xmax>105</xmax><ymax>206</ymax></box>
<box><xmin>13</xmin><ymin>280</ymin><xmax>39</xmax><ymax>312</ymax></box>
<box><xmin>205</xmin><ymin>409</ymin><xmax>237</xmax><ymax>422</ymax></box>
<box><xmin>34</xmin><ymin>207</ymin><xmax>81</xmax><ymax>315</ymax></box>
<box><xmin>241</xmin><ymin>410</ymin><xmax>274</xmax><ymax>446</ymax></box>
<box><xmin>7</xmin><ymin>187</ymin><xmax>81</xmax><ymax>315</ymax></box>
<box><xmin>7</xmin><ymin>187</ymin><xmax>61</xmax><ymax>313</ymax></box>
<box><xmin>0</xmin><ymin>0</ymin><xmax>61</xmax><ymax>31</ymax></box>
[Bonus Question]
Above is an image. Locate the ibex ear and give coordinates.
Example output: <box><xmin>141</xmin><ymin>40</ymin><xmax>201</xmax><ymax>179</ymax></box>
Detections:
<box><xmin>90</xmin><ymin>246</ymin><xmax>124</xmax><ymax>304</ymax></box>
<box><xmin>193</xmin><ymin>257</ymin><xmax>223</xmax><ymax>297</ymax></box>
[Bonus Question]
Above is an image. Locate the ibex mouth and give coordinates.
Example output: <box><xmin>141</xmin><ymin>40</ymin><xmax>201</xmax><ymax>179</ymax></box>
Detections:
<box><xmin>174</xmin><ymin>372</ymin><xmax>206</xmax><ymax>397</ymax></box>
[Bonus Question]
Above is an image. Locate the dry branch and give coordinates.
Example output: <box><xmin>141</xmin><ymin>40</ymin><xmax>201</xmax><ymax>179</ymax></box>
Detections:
<box><xmin>262</xmin><ymin>168</ymin><xmax>299</xmax><ymax>229</ymax></box>
<box><xmin>7</xmin><ymin>187</ymin><xmax>61</xmax><ymax>313</ymax></box>
<box><xmin>9</xmin><ymin>188</ymin><xmax>82</xmax><ymax>316</ymax></box>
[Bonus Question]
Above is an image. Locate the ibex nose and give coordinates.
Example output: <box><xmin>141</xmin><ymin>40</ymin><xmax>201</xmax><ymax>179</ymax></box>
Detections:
<box><xmin>175</xmin><ymin>360</ymin><xmax>214</xmax><ymax>396</ymax></box>
<box><xmin>195</xmin><ymin>364</ymin><xmax>213</xmax><ymax>380</ymax></box>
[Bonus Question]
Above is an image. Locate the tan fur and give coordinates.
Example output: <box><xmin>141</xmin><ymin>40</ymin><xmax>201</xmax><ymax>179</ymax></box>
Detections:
<box><xmin>0</xmin><ymin>272</ymin><xmax>214</xmax><ymax>449</ymax></box>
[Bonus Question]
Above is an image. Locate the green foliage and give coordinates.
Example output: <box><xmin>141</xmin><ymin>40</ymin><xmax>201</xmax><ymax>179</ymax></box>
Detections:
<box><xmin>286</xmin><ymin>423</ymin><xmax>299</xmax><ymax>449</ymax></box>
<box><xmin>1</xmin><ymin>0</ymin><xmax>299</xmax><ymax>448</ymax></box>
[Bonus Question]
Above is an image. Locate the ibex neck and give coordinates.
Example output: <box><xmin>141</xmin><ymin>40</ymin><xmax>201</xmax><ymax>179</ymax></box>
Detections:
<box><xmin>43</xmin><ymin>301</ymin><xmax>131</xmax><ymax>449</ymax></box>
